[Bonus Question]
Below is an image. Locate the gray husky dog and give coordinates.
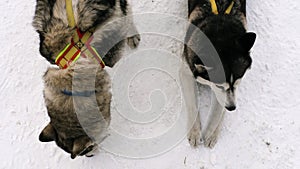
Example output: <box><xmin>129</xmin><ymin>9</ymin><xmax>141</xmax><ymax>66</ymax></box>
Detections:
<box><xmin>183</xmin><ymin>0</ymin><xmax>256</xmax><ymax>148</ymax></box>
<box><xmin>33</xmin><ymin>0</ymin><xmax>140</xmax><ymax>158</ymax></box>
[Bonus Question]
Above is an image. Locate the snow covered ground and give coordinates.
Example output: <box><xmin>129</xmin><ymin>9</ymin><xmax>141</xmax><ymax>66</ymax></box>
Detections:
<box><xmin>1</xmin><ymin>0</ymin><xmax>299</xmax><ymax>168</ymax></box>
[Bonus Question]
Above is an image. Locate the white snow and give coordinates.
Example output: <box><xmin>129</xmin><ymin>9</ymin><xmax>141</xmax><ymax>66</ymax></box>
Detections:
<box><xmin>1</xmin><ymin>0</ymin><xmax>299</xmax><ymax>169</ymax></box>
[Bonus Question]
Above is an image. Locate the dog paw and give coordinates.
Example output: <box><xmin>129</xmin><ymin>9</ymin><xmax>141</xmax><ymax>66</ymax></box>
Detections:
<box><xmin>188</xmin><ymin>129</ymin><xmax>202</xmax><ymax>148</ymax></box>
<box><xmin>203</xmin><ymin>132</ymin><xmax>218</xmax><ymax>148</ymax></box>
<box><xmin>84</xmin><ymin>145</ymin><xmax>99</xmax><ymax>157</ymax></box>
<box><xmin>127</xmin><ymin>34</ymin><xmax>141</xmax><ymax>49</ymax></box>
<box><xmin>85</xmin><ymin>154</ymin><xmax>94</xmax><ymax>158</ymax></box>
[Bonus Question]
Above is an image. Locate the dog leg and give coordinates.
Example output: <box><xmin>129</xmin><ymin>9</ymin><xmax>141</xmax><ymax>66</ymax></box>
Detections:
<box><xmin>125</xmin><ymin>18</ymin><xmax>140</xmax><ymax>49</ymax></box>
<box><xmin>85</xmin><ymin>144</ymin><xmax>99</xmax><ymax>157</ymax></box>
<box><xmin>124</xmin><ymin>5</ymin><xmax>140</xmax><ymax>49</ymax></box>
<box><xmin>188</xmin><ymin>111</ymin><xmax>202</xmax><ymax>147</ymax></box>
<box><xmin>188</xmin><ymin>81</ymin><xmax>205</xmax><ymax>147</ymax></box>
<box><xmin>127</xmin><ymin>33</ymin><xmax>141</xmax><ymax>49</ymax></box>
<box><xmin>180</xmin><ymin>55</ymin><xmax>202</xmax><ymax>147</ymax></box>
<box><xmin>202</xmin><ymin>92</ymin><xmax>225</xmax><ymax>148</ymax></box>
<box><xmin>181</xmin><ymin>72</ymin><xmax>202</xmax><ymax>147</ymax></box>
<box><xmin>203</xmin><ymin>111</ymin><xmax>224</xmax><ymax>148</ymax></box>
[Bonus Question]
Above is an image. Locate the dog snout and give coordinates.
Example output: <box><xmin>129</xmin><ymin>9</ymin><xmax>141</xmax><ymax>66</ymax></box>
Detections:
<box><xmin>225</xmin><ymin>105</ymin><xmax>236</xmax><ymax>111</ymax></box>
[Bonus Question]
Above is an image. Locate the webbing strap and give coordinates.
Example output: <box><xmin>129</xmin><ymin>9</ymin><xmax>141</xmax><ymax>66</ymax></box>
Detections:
<box><xmin>210</xmin><ymin>0</ymin><xmax>235</xmax><ymax>15</ymax></box>
<box><xmin>55</xmin><ymin>0</ymin><xmax>105</xmax><ymax>69</ymax></box>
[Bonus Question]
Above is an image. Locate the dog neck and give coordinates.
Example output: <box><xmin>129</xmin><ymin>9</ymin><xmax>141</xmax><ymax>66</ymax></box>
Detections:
<box><xmin>61</xmin><ymin>89</ymin><xmax>97</xmax><ymax>97</ymax></box>
<box><xmin>209</xmin><ymin>0</ymin><xmax>234</xmax><ymax>15</ymax></box>
<box><xmin>55</xmin><ymin>0</ymin><xmax>105</xmax><ymax>69</ymax></box>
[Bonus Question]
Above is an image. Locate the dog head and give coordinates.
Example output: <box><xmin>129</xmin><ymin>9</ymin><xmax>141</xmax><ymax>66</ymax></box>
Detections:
<box><xmin>39</xmin><ymin>123</ymin><xmax>97</xmax><ymax>159</ymax></box>
<box><xmin>195</xmin><ymin>15</ymin><xmax>256</xmax><ymax>111</ymax></box>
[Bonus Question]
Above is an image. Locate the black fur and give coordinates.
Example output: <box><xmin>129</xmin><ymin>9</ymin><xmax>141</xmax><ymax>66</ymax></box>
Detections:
<box><xmin>185</xmin><ymin>0</ymin><xmax>255</xmax><ymax>148</ymax></box>
<box><xmin>37</xmin><ymin>32</ymin><xmax>53</xmax><ymax>63</ymax></box>
<box><xmin>198</xmin><ymin>15</ymin><xmax>251</xmax><ymax>83</ymax></box>
<box><xmin>185</xmin><ymin>0</ymin><xmax>255</xmax><ymax>84</ymax></box>
<box><xmin>120</xmin><ymin>0</ymin><xmax>128</xmax><ymax>15</ymax></box>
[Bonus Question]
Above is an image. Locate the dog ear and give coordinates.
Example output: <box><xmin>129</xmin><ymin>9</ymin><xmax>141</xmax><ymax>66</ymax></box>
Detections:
<box><xmin>240</xmin><ymin>32</ymin><xmax>256</xmax><ymax>51</ymax></box>
<box><xmin>71</xmin><ymin>136</ymin><xmax>94</xmax><ymax>159</ymax></box>
<box><xmin>32</xmin><ymin>0</ymin><xmax>56</xmax><ymax>32</ymax></box>
<box><xmin>194</xmin><ymin>64</ymin><xmax>213</xmax><ymax>73</ymax></box>
<box><xmin>39</xmin><ymin>123</ymin><xmax>56</xmax><ymax>142</ymax></box>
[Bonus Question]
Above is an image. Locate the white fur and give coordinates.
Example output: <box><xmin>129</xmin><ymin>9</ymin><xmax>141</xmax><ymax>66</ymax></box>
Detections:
<box><xmin>187</xmin><ymin>72</ymin><xmax>242</xmax><ymax>147</ymax></box>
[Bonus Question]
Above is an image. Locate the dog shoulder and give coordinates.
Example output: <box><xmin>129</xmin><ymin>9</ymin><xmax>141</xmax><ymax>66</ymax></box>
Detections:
<box><xmin>32</xmin><ymin>0</ymin><xmax>56</xmax><ymax>32</ymax></box>
<box><xmin>43</xmin><ymin>67</ymin><xmax>73</xmax><ymax>90</ymax></box>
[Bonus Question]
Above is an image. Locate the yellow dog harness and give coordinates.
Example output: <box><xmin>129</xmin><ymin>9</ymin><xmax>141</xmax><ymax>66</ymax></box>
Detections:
<box><xmin>209</xmin><ymin>0</ymin><xmax>234</xmax><ymax>15</ymax></box>
<box><xmin>55</xmin><ymin>0</ymin><xmax>105</xmax><ymax>69</ymax></box>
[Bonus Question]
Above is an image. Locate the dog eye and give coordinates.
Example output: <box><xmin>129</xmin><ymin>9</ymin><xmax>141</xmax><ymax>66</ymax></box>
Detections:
<box><xmin>215</xmin><ymin>85</ymin><xmax>224</xmax><ymax>90</ymax></box>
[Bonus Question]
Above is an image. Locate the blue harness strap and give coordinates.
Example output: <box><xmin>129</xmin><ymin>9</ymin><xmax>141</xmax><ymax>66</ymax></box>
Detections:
<box><xmin>61</xmin><ymin>89</ymin><xmax>96</xmax><ymax>97</ymax></box>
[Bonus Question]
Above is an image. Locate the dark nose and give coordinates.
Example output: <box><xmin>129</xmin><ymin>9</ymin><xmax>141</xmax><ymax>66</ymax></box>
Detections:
<box><xmin>226</xmin><ymin>105</ymin><xmax>236</xmax><ymax>111</ymax></box>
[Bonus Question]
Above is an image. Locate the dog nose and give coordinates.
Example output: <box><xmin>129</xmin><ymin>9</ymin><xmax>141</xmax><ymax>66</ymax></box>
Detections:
<box><xmin>226</xmin><ymin>105</ymin><xmax>236</xmax><ymax>111</ymax></box>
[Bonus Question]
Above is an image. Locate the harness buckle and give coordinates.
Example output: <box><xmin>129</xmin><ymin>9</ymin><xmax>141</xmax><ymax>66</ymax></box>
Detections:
<box><xmin>75</xmin><ymin>40</ymin><xmax>84</xmax><ymax>49</ymax></box>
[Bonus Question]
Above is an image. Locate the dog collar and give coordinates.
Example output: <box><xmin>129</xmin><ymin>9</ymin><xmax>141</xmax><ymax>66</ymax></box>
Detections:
<box><xmin>55</xmin><ymin>0</ymin><xmax>105</xmax><ymax>69</ymax></box>
<box><xmin>61</xmin><ymin>89</ymin><xmax>96</xmax><ymax>97</ymax></box>
<box><xmin>210</xmin><ymin>0</ymin><xmax>234</xmax><ymax>15</ymax></box>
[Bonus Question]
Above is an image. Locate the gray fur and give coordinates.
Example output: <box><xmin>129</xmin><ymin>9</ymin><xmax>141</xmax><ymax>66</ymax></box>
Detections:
<box><xmin>33</xmin><ymin>0</ymin><xmax>140</xmax><ymax>66</ymax></box>
<box><xmin>40</xmin><ymin>58</ymin><xmax>111</xmax><ymax>159</ymax></box>
<box><xmin>33</xmin><ymin>0</ymin><xmax>140</xmax><ymax>158</ymax></box>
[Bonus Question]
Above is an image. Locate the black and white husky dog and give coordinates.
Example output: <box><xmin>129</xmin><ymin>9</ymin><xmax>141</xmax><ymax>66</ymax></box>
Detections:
<box><xmin>182</xmin><ymin>0</ymin><xmax>256</xmax><ymax>148</ymax></box>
